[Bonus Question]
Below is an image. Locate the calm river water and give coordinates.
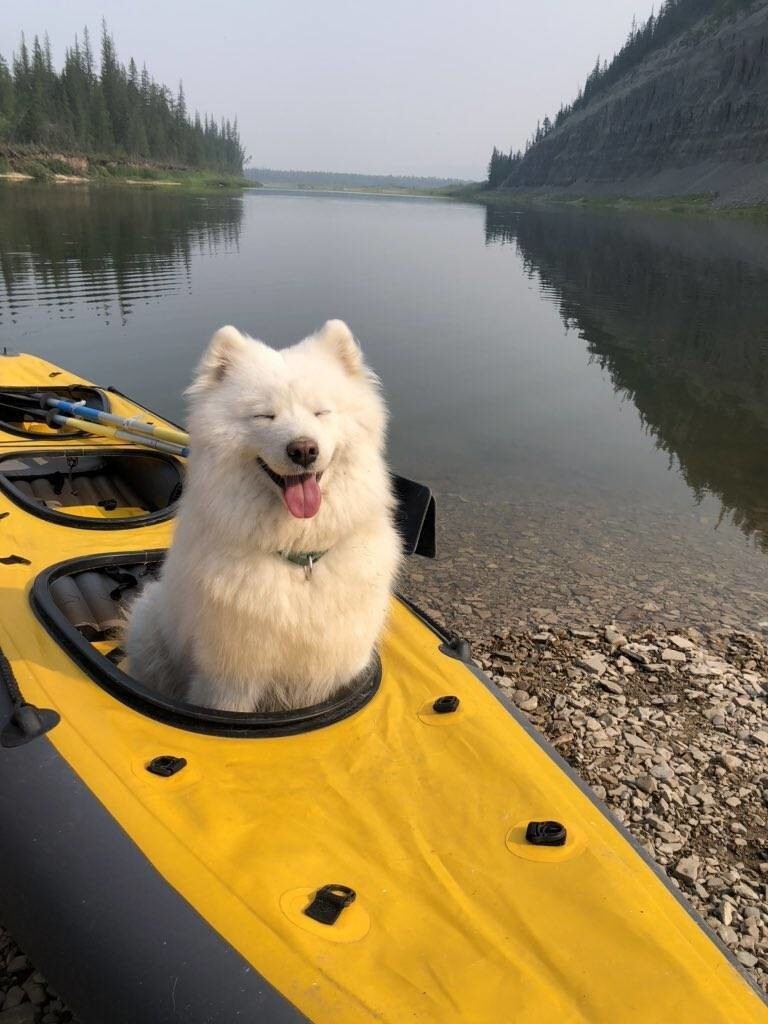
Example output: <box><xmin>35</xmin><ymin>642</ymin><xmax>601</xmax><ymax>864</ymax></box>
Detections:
<box><xmin>2</xmin><ymin>183</ymin><xmax>768</xmax><ymax>633</ymax></box>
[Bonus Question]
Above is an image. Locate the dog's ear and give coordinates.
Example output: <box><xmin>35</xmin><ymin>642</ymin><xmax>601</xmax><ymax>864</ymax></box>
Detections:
<box><xmin>316</xmin><ymin>319</ymin><xmax>363</xmax><ymax>376</ymax></box>
<box><xmin>188</xmin><ymin>326</ymin><xmax>250</xmax><ymax>393</ymax></box>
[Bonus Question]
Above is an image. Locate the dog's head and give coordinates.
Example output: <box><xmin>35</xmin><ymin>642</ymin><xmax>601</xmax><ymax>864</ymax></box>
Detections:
<box><xmin>186</xmin><ymin>320</ymin><xmax>387</xmax><ymax>521</ymax></box>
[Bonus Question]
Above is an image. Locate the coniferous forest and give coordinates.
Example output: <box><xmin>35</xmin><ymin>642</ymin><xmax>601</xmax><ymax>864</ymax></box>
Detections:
<box><xmin>0</xmin><ymin>24</ymin><xmax>246</xmax><ymax>173</ymax></box>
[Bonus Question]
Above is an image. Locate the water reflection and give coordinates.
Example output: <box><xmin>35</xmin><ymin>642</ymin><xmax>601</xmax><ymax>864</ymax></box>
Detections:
<box><xmin>485</xmin><ymin>204</ymin><xmax>768</xmax><ymax>551</ymax></box>
<box><xmin>0</xmin><ymin>184</ymin><xmax>243</xmax><ymax>327</ymax></box>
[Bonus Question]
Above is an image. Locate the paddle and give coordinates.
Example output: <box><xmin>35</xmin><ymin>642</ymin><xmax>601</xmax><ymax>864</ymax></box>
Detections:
<box><xmin>42</xmin><ymin>397</ymin><xmax>190</xmax><ymax>449</ymax></box>
<box><xmin>0</xmin><ymin>390</ymin><xmax>190</xmax><ymax>456</ymax></box>
<box><xmin>48</xmin><ymin>414</ymin><xmax>189</xmax><ymax>458</ymax></box>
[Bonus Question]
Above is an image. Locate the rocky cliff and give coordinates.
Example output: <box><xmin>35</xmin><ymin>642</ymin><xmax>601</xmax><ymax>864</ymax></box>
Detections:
<box><xmin>499</xmin><ymin>1</ymin><xmax>768</xmax><ymax>203</ymax></box>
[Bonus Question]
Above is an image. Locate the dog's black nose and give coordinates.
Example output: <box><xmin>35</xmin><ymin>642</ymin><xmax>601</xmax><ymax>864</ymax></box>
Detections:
<box><xmin>287</xmin><ymin>437</ymin><xmax>319</xmax><ymax>467</ymax></box>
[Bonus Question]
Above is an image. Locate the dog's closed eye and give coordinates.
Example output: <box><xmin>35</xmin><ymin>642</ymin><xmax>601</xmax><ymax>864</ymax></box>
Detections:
<box><xmin>253</xmin><ymin>413</ymin><xmax>276</xmax><ymax>420</ymax></box>
<box><xmin>315</xmin><ymin>409</ymin><xmax>332</xmax><ymax>417</ymax></box>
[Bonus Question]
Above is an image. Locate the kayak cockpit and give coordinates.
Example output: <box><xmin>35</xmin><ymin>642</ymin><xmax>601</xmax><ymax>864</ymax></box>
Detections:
<box><xmin>0</xmin><ymin>450</ymin><xmax>182</xmax><ymax>528</ymax></box>
<box><xmin>28</xmin><ymin>472</ymin><xmax>433</xmax><ymax>731</ymax></box>
<box><xmin>33</xmin><ymin>552</ymin><xmax>381</xmax><ymax>736</ymax></box>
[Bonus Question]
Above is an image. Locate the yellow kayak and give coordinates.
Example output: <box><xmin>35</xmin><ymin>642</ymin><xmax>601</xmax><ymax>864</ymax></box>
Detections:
<box><xmin>0</xmin><ymin>352</ymin><xmax>764</xmax><ymax>1023</ymax></box>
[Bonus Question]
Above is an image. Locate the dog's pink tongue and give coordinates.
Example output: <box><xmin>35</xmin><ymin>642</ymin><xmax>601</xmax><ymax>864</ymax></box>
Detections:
<box><xmin>283</xmin><ymin>474</ymin><xmax>322</xmax><ymax>518</ymax></box>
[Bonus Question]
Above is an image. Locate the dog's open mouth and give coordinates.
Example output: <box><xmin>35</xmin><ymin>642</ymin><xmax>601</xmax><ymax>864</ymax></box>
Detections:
<box><xmin>258</xmin><ymin>460</ymin><xmax>323</xmax><ymax>519</ymax></box>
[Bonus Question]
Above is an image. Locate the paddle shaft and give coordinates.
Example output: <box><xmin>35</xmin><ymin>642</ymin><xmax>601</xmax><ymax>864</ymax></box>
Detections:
<box><xmin>50</xmin><ymin>414</ymin><xmax>190</xmax><ymax>458</ymax></box>
<box><xmin>45</xmin><ymin>398</ymin><xmax>189</xmax><ymax>447</ymax></box>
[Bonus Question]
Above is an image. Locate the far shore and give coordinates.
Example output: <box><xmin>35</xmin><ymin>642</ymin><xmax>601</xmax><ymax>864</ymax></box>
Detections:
<box><xmin>0</xmin><ymin>150</ymin><xmax>260</xmax><ymax>192</ymax></box>
<box><xmin>257</xmin><ymin>183</ymin><xmax>444</xmax><ymax>199</ymax></box>
<box><xmin>448</xmin><ymin>183</ymin><xmax>768</xmax><ymax>219</ymax></box>
<box><xmin>0</xmin><ymin>171</ymin><xmax>447</xmax><ymax>199</ymax></box>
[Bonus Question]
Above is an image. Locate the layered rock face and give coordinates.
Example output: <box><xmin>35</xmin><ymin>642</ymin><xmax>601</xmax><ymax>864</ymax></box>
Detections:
<box><xmin>502</xmin><ymin>3</ymin><xmax>768</xmax><ymax>202</ymax></box>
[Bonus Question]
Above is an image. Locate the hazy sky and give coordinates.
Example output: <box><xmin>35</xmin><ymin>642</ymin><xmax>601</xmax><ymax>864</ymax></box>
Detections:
<box><xmin>1</xmin><ymin>1</ymin><xmax>651</xmax><ymax>179</ymax></box>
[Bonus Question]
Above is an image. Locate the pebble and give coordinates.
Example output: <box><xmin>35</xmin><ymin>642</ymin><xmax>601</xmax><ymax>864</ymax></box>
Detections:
<box><xmin>719</xmin><ymin>899</ymin><xmax>734</xmax><ymax>927</ymax></box>
<box><xmin>0</xmin><ymin>1008</ymin><xmax>40</xmax><ymax>1024</ymax></box>
<box><xmin>733</xmin><ymin>882</ymin><xmax>760</xmax><ymax>900</ymax></box>
<box><xmin>625</xmin><ymin>733</ymin><xmax>652</xmax><ymax>751</ymax></box>
<box><xmin>737</xmin><ymin>952</ymin><xmax>758</xmax><ymax>968</ymax></box>
<box><xmin>635</xmin><ymin>774</ymin><xmax>658</xmax><ymax>795</ymax></box>
<box><xmin>599</xmin><ymin>678</ymin><xmax>624</xmax><ymax>695</ymax></box>
<box><xmin>689</xmin><ymin>659</ymin><xmax>729</xmax><ymax>677</ymax></box>
<box><xmin>576</xmin><ymin>653</ymin><xmax>608</xmax><ymax>676</ymax></box>
<box><xmin>720</xmin><ymin>925</ymin><xmax>739</xmax><ymax>946</ymax></box>
<box><xmin>669</xmin><ymin>635</ymin><xmax>696</xmax><ymax>651</ymax></box>
<box><xmin>661</xmin><ymin>649</ymin><xmax>687</xmax><ymax>663</ymax></box>
<box><xmin>1</xmin><ymin>991</ymin><xmax>24</xmax><ymax>1013</ymax></box>
<box><xmin>674</xmin><ymin>855</ymin><xmax>701</xmax><ymax>885</ymax></box>
<box><xmin>21</xmin><ymin>984</ymin><xmax>45</xmax><ymax>1008</ymax></box>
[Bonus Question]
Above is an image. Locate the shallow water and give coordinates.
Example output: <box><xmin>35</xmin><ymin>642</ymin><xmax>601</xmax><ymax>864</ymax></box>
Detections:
<box><xmin>2</xmin><ymin>183</ymin><xmax>768</xmax><ymax>631</ymax></box>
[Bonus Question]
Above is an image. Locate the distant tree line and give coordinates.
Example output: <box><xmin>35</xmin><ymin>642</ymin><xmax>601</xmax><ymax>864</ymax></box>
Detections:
<box><xmin>486</xmin><ymin>0</ymin><xmax>757</xmax><ymax>187</ymax></box>
<box><xmin>0</xmin><ymin>24</ymin><xmax>246</xmax><ymax>172</ymax></box>
<box><xmin>247</xmin><ymin>168</ymin><xmax>467</xmax><ymax>189</ymax></box>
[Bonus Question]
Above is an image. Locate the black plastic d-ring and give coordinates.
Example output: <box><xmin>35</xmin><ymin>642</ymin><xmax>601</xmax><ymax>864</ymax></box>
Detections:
<box><xmin>525</xmin><ymin>820</ymin><xmax>567</xmax><ymax>847</ymax></box>
<box><xmin>146</xmin><ymin>755</ymin><xmax>187</xmax><ymax>777</ymax></box>
<box><xmin>433</xmin><ymin>695</ymin><xmax>460</xmax><ymax>714</ymax></box>
<box><xmin>303</xmin><ymin>884</ymin><xmax>356</xmax><ymax>926</ymax></box>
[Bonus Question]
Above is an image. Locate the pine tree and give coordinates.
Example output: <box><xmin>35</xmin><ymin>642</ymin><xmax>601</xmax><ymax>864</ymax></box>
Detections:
<box><xmin>126</xmin><ymin>110</ymin><xmax>148</xmax><ymax>157</ymax></box>
<box><xmin>0</xmin><ymin>56</ymin><xmax>14</xmax><ymax>134</ymax></box>
<box><xmin>91</xmin><ymin>85</ymin><xmax>113</xmax><ymax>151</ymax></box>
<box><xmin>82</xmin><ymin>26</ymin><xmax>94</xmax><ymax>84</ymax></box>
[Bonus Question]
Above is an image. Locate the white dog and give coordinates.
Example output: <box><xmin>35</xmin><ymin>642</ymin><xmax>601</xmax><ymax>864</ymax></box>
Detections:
<box><xmin>125</xmin><ymin>320</ymin><xmax>402</xmax><ymax>711</ymax></box>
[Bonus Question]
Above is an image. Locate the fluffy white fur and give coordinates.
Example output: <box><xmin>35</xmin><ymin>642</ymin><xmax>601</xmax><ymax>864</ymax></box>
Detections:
<box><xmin>125</xmin><ymin>320</ymin><xmax>402</xmax><ymax>711</ymax></box>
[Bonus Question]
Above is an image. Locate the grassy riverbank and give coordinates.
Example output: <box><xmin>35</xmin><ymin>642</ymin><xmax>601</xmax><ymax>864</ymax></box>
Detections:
<box><xmin>0</xmin><ymin>150</ymin><xmax>259</xmax><ymax>191</ymax></box>
<box><xmin>446</xmin><ymin>184</ymin><xmax>768</xmax><ymax>219</ymax></box>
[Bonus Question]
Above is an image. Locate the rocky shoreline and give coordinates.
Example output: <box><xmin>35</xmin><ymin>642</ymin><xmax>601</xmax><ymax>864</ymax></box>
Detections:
<box><xmin>2</xmin><ymin>612</ymin><xmax>766</xmax><ymax>1017</ymax></box>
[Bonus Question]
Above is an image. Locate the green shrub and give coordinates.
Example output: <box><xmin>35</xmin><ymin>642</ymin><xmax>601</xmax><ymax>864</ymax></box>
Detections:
<box><xmin>46</xmin><ymin>157</ymin><xmax>77</xmax><ymax>175</ymax></box>
<box><xmin>23</xmin><ymin>161</ymin><xmax>53</xmax><ymax>181</ymax></box>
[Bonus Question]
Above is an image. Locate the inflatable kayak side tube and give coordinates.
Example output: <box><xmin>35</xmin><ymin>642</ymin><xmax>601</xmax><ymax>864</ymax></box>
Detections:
<box><xmin>0</xmin><ymin>686</ymin><xmax>307</xmax><ymax>1024</ymax></box>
